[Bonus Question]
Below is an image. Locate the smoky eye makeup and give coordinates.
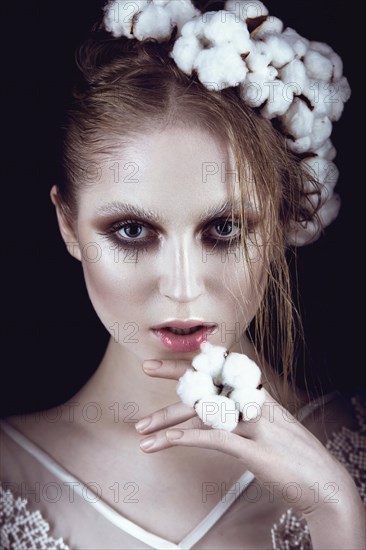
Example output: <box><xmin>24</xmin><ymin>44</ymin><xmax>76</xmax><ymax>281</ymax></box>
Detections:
<box><xmin>94</xmin><ymin>207</ymin><xmax>262</xmax><ymax>256</ymax></box>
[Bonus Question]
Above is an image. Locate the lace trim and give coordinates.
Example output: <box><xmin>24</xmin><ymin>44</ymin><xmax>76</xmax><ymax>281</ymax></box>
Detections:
<box><xmin>271</xmin><ymin>394</ymin><xmax>366</xmax><ymax>549</ymax></box>
<box><xmin>0</xmin><ymin>485</ymin><xmax>70</xmax><ymax>550</ymax></box>
<box><xmin>325</xmin><ymin>394</ymin><xmax>366</xmax><ymax>505</ymax></box>
<box><xmin>271</xmin><ymin>509</ymin><xmax>312</xmax><ymax>550</ymax></box>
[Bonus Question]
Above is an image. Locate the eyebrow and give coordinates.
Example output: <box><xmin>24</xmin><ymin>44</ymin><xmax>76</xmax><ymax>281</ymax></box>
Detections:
<box><xmin>93</xmin><ymin>199</ymin><xmax>256</xmax><ymax>225</ymax></box>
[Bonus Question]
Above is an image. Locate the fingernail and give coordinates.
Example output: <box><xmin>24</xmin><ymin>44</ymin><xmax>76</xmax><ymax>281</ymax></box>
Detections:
<box><xmin>135</xmin><ymin>417</ymin><xmax>152</xmax><ymax>432</ymax></box>
<box><xmin>140</xmin><ymin>437</ymin><xmax>156</xmax><ymax>450</ymax></box>
<box><xmin>166</xmin><ymin>430</ymin><xmax>184</xmax><ymax>440</ymax></box>
<box><xmin>143</xmin><ymin>360</ymin><xmax>162</xmax><ymax>370</ymax></box>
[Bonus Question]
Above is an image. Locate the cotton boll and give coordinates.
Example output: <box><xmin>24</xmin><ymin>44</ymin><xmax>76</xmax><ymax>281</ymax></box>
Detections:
<box><xmin>195</xmin><ymin>395</ymin><xmax>239</xmax><ymax>431</ymax></box>
<box><xmin>230</xmin><ymin>387</ymin><xmax>265</xmax><ymax>420</ymax></box>
<box><xmin>281</xmin><ymin>27</ymin><xmax>309</xmax><ymax>58</ymax></box>
<box><xmin>303</xmin><ymin>79</ymin><xmax>329</xmax><ymax>118</ymax></box>
<box><xmin>287</xmin><ymin>135</ymin><xmax>312</xmax><ymax>154</ymax></box>
<box><xmin>286</xmin><ymin>219</ymin><xmax>321</xmax><ymax>247</ymax></box>
<box><xmin>221</xmin><ymin>353</ymin><xmax>262</xmax><ymax>389</ymax></box>
<box><xmin>176</xmin><ymin>369</ymin><xmax>218</xmax><ymax>408</ymax></box>
<box><xmin>264</xmin><ymin>35</ymin><xmax>295</xmax><ymax>68</ymax></box>
<box><xmin>180</xmin><ymin>17</ymin><xmax>205</xmax><ymax>39</ymax></box>
<box><xmin>317</xmin><ymin>193</ymin><xmax>341</xmax><ymax>227</ymax></box>
<box><xmin>245</xmin><ymin>40</ymin><xmax>272</xmax><ymax>72</ymax></box>
<box><xmin>281</xmin><ymin>97</ymin><xmax>314</xmax><ymax>139</ymax></box>
<box><xmin>326</xmin><ymin>76</ymin><xmax>351</xmax><ymax>121</ymax></box>
<box><xmin>240</xmin><ymin>71</ymin><xmax>274</xmax><ymax>107</ymax></box>
<box><xmin>170</xmin><ymin>35</ymin><xmax>202</xmax><ymax>74</ymax></box>
<box><xmin>103</xmin><ymin>0</ymin><xmax>148</xmax><ymax>38</ymax></box>
<box><xmin>194</xmin><ymin>44</ymin><xmax>248</xmax><ymax>89</ymax></box>
<box><xmin>225</xmin><ymin>0</ymin><xmax>269</xmax><ymax>21</ymax></box>
<box><xmin>330</xmin><ymin>51</ymin><xmax>343</xmax><ymax>81</ymax></box>
<box><xmin>302</xmin><ymin>157</ymin><xmax>339</xmax><ymax>189</ymax></box>
<box><xmin>192</xmin><ymin>342</ymin><xmax>227</xmax><ymax>378</ymax></box>
<box><xmin>260</xmin><ymin>79</ymin><xmax>292</xmax><ymax>118</ymax></box>
<box><xmin>310</xmin><ymin>116</ymin><xmax>332</xmax><ymax>151</ymax></box>
<box><xmin>313</xmin><ymin>139</ymin><xmax>337</xmax><ymax>161</ymax></box>
<box><xmin>279</xmin><ymin>59</ymin><xmax>308</xmax><ymax>94</ymax></box>
<box><xmin>252</xmin><ymin>16</ymin><xmax>283</xmax><ymax>39</ymax></box>
<box><xmin>134</xmin><ymin>3</ymin><xmax>173</xmax><ymax>41</ymax></box>
<box><xmin>304</xmin><ymin>50</ymin><xmax>333</xmax><ymax>81</ymax></box>
<box><xmin>203</xmin><ymin>11</ymin><xmax>252</xmax><ymax>53</ymax></box>
<box><xmin>165</xmin><ymin>0</ymin><xmax>200</xmax><ymax>35</ymax></box>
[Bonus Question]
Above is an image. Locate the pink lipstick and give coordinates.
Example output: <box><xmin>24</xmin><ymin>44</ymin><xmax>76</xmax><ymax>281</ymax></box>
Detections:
<box><xmin>150</xmin><ymin>320</ymin><xmax>217</xmax><ymax>352</ymax></box>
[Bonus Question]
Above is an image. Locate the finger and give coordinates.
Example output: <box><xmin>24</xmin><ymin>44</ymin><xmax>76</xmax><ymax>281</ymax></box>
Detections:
<box><xmin>139</xmin><ymin>417</ymin><xmax>208</xmax><ymax>453</ymax></box>
<box><xmin>135</xmin><ymin>401</ymin><xmax>196</xmax><ymax>434</ymax></box>
<box><xmin>163</xmin><ymin>427</ymin><xmax>257</xmax><ymax>461</ymax></box>
<box><xmin>143</xmin><ymin>359</ymin><xmax>193</xmax><ymax>380</ymax></box>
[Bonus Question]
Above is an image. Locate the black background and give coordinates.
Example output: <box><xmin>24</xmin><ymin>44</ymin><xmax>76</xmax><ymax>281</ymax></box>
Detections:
<box><xmin>1</xmin><ymin>1</ymin><xmax>365</xmax><ymax>417</ymax></box>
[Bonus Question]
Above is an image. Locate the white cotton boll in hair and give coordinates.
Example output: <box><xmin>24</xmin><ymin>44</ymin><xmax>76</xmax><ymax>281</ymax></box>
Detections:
<box><xmin>225</xmin><ymin>0</ymin><xmax>269</xmax><ymax>21</ymax></box>
<box><xmin>287</xmin><ymin>135</ymin><xmax>312</xmax><ymax>154</ymax></box>
<box><xmin>245</xmin><ymin>40</ymin><xmax>272</xmax><ymax>72</ymax></box>
<box><xmin>103</xmin><ymin>0</ymin><xmax>148</xmax><ymax>38</ymax></box>
<box><xmin>326</xmin><ymin>76</ymin><xmax>351</xmax><ymax>121</ymax></box>
<box><xmin>281</xmin><ymin>27</ymin><xmax>309</xmax><ymax>58</ymax></box>
<box><xmin>313</xmin><ymin>139</ymin><xmax>337</xmax><ymax>161</ymax></box>
<box><xmin>286</xmin><ymin>219</ymin><xmax>321</xmax><ymax>247</ymax></box>
<box><xmin>165</xmin><ymin>0</ymin><xmax>200</xmax><ymax>35</ymax></box>
<box><xmin>176</xmin><ymin>369</ymin><xmax>218</xmax><ymax>408</ymax></box>
<box><xmin>134</xmin><ymin>3</ymin><xmax>173</xmax><ymax>41</ymax></box>
<box><xmin>194</xmin><ymin>44</ymin><xmax>248</xmax><ymax>89</ymax></box>
<box><xmin>264</xmin><ymin>35</ymin><xmax>295</xmax><ymax>68</ymax></box>
<box><xmin>279</xmin><ymin>59</ymin><xmax>307</xmax><ymax>95</ymax></box>
<box><xmin>230</xmin><ymin>387</ymin><xmax>265</xmax><ymax>421</ymax></box>
<box><xmin>309</xmin><ymin>41</ymin><xmax>333</xmax><ymax>56</ymax></box>
<box><xmin>330</xmin><ymin>51</ymin><xmax>343</xmax><ymax>81</ymax></box>
<box><xmin>192</xmin><ymin>341</ymin><xmax>227</xmax><ymax>379</ymax></box>
<box><xmin>281</xmin><ymin>98</ymin><xmax>314</xmax><ymax>139</ymax></box>
<box><xmin>171</xmin><ymin>35</ymin><xmax>202</xmax><ymax>74</ymax></box>
<box><xmin>252</xmin><ymin>16</ymin><xmax>283</xmax><ymax>39</ymax></box>
<box><xmin>221</xmin><ymin>353</ymin><xmax>262</xmax><ymax>389</ymax></box>
<box><xmin>260</xmin><ymin>79</ymin><xmax>292</xmax><ymax>118</ymax></box>
<box><xmin>304</xmin><ymin>50</ymin><xmax>333</xmax><ymax>81</ymax></box>
<box><xmin>181</xmin><ymin>17</ymin><xmax>205</xmax><ymax>39</ymax></box>
<box><xmin>302</xmin><ymin>157</ymin><xmax>339</xmax><ymax>189</ymax></box>
<box><xmin>310</xmin><ymin>116</ymin><xmax>332</xmax><ymax>151</ymax></box>
<box><xmin>202</xmin><ymin>11</ymin><xmax>252</xmax><ymax>53</ymax></box>
<box><xmin>239</xmin><ymin>69</ymin><xmax>276</xmax><ymax>107</ymax></box>
<box><xmin>316</xmin><ymin>194</ymin><xmax>341</xmax><ymax>227</ymax></box>
<box><xmin>195</xmin><ymin>395</ymin><xmax>239</xmax><ymax>431</ymax></box>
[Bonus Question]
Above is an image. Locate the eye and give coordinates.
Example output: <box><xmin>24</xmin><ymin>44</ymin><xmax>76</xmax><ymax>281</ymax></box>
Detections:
<box><xmin>117</xmin><ymin>222</ymin><xmax>149</xmax><ymax>240</ymax></box>
<box><xmin>208</xmin><ymin>219</ymin><xmax>241</xmax><ymax>239</ymax></box>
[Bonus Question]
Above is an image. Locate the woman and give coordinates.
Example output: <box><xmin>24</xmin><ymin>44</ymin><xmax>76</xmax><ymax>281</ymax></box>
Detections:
<box><xmin>1</xmin><ymin>0</ymin><xmax>365</xmax><ymax>548</ymax></box>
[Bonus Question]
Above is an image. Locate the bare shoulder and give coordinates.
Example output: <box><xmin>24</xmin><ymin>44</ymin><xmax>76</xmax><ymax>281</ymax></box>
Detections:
<box><xmin>2</xmin><ymin>405</ymin><xmax>84</xmax><ymax>458</ymax></box>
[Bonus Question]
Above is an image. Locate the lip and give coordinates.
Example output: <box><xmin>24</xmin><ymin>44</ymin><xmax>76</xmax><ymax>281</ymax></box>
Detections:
<box><xmin>151</xmin><ymin>320</ymin><xmax>217</xmax><ymax>330</ymax></box>
<box><xmin>150</xmin><ymin>320</ymin><xmax>217</xmax><ymax>352</ymax></box>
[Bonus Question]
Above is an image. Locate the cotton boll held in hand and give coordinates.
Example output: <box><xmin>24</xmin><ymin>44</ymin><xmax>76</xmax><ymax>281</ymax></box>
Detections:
<box><xmin>177</xmin><ymin>369</ymin><xmax>218</xmax><ymax>408</ymax></box>
<box><xmin>221</xmin><ymin>352</ymin><xmax>262</xmax><ymax>388</ymax></box>
<box><xmin>195</xmin><ymin>395</ymin><xmax>239</xmax><ymax>431</ymax></box>
<box><xmin>192</xmin><ymin>341</ymin><xmax>227</xmax><ymax>380</ymax></box>
<box><xmin>230</xmin><ymin>387</ymin><xmax>265</xmax><ymax>420</ymax></box>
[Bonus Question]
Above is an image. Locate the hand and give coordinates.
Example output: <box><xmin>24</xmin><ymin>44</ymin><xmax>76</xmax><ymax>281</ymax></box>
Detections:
<box><xmin>135</xmin><ymin>358</ymin><xmax>359</xmax><ymax>520</ymax></box>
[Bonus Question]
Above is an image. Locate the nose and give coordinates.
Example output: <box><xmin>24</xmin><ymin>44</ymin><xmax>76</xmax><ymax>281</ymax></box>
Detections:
<box><xmin>158</xmin><ymin>235</ymin><xmax>205</xmax><ymax>303</ymax></box>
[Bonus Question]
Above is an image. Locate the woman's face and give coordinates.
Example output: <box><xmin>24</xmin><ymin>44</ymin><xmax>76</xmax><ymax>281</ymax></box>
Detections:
<box><xmin>67</xmin><ymin>126</ymin><xmax>268</xmax><ymax>361</ymax></box>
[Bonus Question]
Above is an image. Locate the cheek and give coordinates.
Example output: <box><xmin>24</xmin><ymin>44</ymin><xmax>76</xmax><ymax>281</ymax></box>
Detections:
<box><xmin>80</xmin><ymin>247</ymin><xmax>149</xmax><ymax>323</ymax></box>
